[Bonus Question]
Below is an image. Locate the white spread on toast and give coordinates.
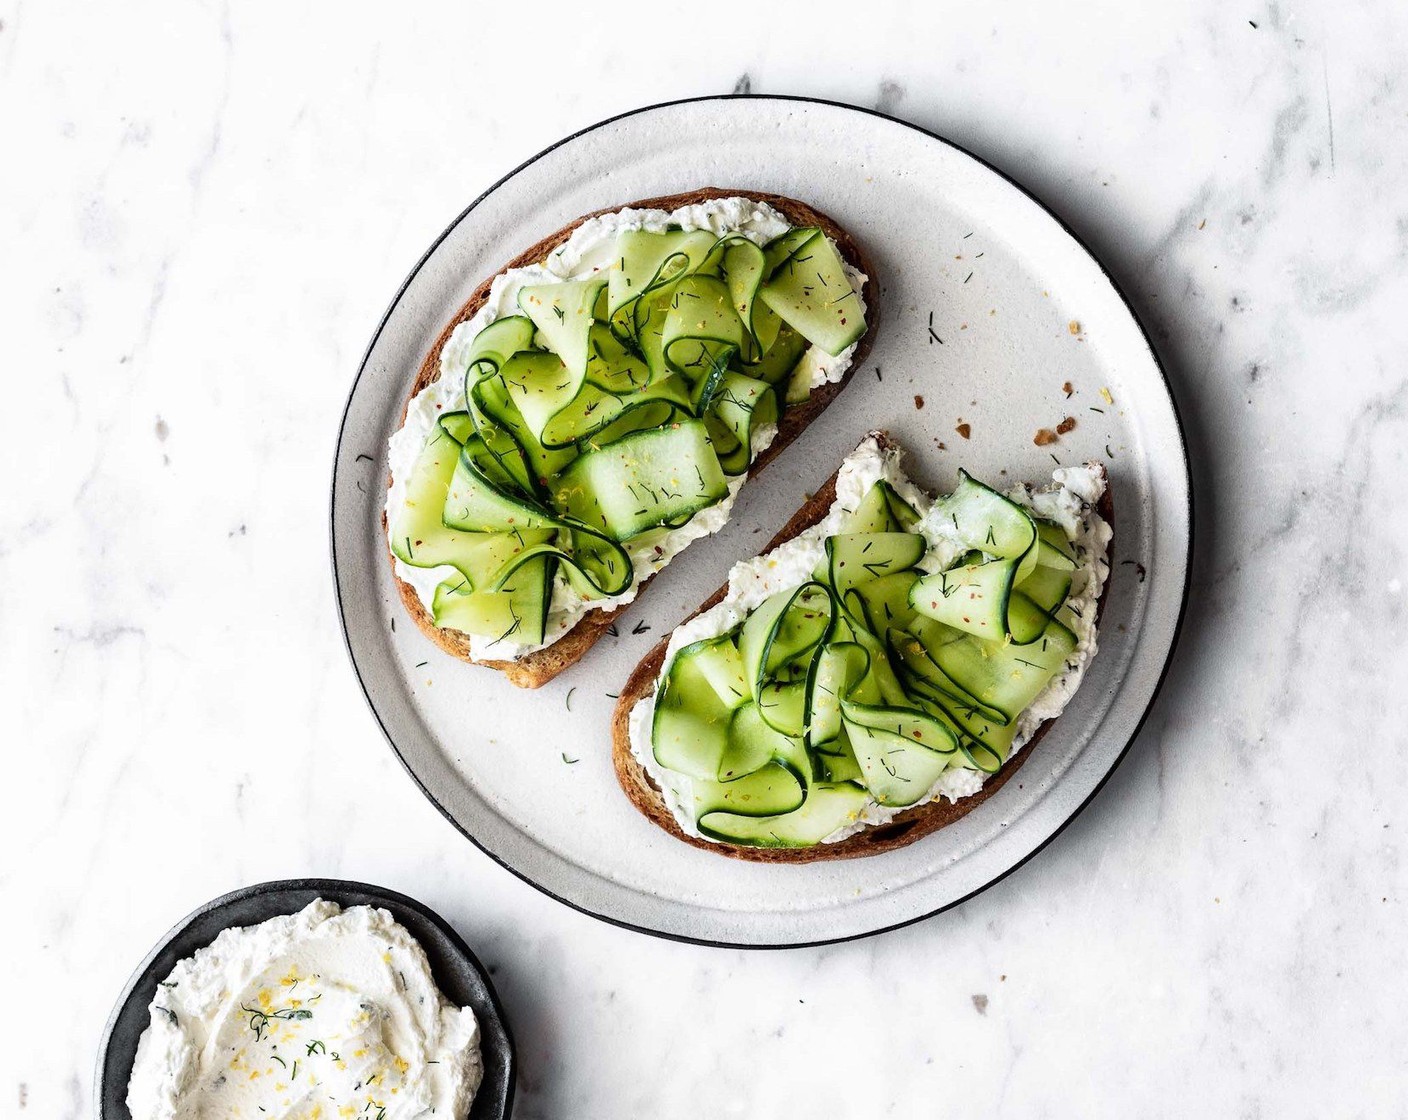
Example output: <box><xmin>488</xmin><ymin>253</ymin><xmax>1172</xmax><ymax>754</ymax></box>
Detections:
<box><xmin>385</xmin><ymin>196</ymin><xmax>867</xmax><ymax>661</ymax></box>
<box><xmin>126</xmin><ymin>900</ymin><xmax>482</xmax><ymax>1120</ymax></box>
<box><xmin>627</xmin><ymin>435</ymin><xmax>1113</xmax><ymax>844</ymax></box>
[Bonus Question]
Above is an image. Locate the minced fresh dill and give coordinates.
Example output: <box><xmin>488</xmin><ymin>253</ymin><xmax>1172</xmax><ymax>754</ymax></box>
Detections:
<box><xmin>241</xmin><ymin>1004</ymin><xmax>312</xmax><ymax>1043</ymax></box>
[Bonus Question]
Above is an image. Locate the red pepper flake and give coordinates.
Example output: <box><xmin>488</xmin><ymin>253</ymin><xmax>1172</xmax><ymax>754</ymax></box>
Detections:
<box><xmin>914</xmin><ymin>394</ymin><xmax>925</xmax><ymax>410</ymax></box>
<box><xmin>1056</xmin><ymin>416</ymin><xmax>1077</xmax><ymax>435</ymax></box>
<box><xmin>955</xmin><ymin>422</ymin><xmax>971</xmax><ymax>440</ymax></box>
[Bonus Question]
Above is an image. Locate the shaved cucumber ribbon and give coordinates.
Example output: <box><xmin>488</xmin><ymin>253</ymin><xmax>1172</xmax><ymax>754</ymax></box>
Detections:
<box><xmin>909</xmin><ymin>470</ymin><xmax>1058</xmax><ymax>644</ymax></box>
<box><xmin>393</xmin><ymin>222</ymin><xmax>866</xmax><ymax>644</ymax></box>
<box><xmin>440</xmin><ymin>423</ymin><xmax>633</xmax><ymax>601</ymax></box>
<box><xmin>648</xmin><ymin>474</ymin><xmax>1087</xmax><ymax>844</ymax></box>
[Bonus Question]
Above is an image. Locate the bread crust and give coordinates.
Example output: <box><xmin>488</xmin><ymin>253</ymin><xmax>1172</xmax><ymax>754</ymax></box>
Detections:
<box><xmin>384</xmin><ymin>188</ymin><xmax>880</xmax><ymax>688</ymax></box>
<box><xmin>610</xmin><ymin>438</ymin><xmax>1114</xmax><ymax>863</ymax></box>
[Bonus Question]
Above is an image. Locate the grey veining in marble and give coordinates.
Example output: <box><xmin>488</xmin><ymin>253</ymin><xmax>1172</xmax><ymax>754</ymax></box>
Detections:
<box><xmin>4</xmin><ymin>1</ymin><xmax>1407</xmax><ymax>1116</ymax></box>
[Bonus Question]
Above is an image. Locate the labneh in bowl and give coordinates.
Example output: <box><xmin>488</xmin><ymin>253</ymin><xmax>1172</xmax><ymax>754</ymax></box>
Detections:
<box><xmin>96</xmin><ymin>879</ymin><xmax>515</xmax><ymax>1119</ymax></box>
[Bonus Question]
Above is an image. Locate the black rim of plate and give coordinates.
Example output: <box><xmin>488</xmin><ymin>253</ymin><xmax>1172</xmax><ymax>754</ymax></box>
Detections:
<box><xmin>94</xmin><ymin>878</ymin><xmax>516</xmax><ymax>1119</ymax></box>
<box><xmin>329</xmin><ymin>93</ymin><xmax>1195</xmax><ymax>950</ymax></box>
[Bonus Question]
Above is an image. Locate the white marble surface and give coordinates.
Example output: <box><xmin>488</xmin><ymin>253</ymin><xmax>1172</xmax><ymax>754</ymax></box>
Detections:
<box><xmin>5</xmin><ymin>1</ymin><xmax>1407</xmax><ymax>1115</ymax></box>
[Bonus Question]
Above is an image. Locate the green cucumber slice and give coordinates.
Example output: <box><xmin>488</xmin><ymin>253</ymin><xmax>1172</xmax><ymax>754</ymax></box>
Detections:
<box><xmin>762</xmin><ymin>227</ymin><xmax>817</xmax><ymax>276</ymax></box>
<box><xmin>844</xmin><ymin>694</ymin><xmax>960</xmax><ymax>755</ymax></box>
<box><xmin>837</xmin><ymin>601</ymin><xmax>910</xmax><ymax>706</ymax></box>
<box><xmin>439</xmin><ymin>412</ymin><xmax>476</xmax><ymax>444</ymax></box>
<box><xmin>552</xmin><ymin>380</ymin><xmax>694</xmax><ymax>451</ymax></box>
<box><xmin>842</xmin><ymin>480</ymin><xmax>921</xmax><ymax>534</ymax></box>
<box><xmin>759</xmin><ymin>230</ymin><xmax>865</xmax><ymax>355</ymax></box>
<box><xmin>689</xmin><ymin>760</ymin><xmax>807</xmax><ymax>822</ymax></box>
<box><xmin>741</xmin><ymin>583</ymin><xmax>834</xmax><ymax>678</ymax></box>
<box><xmin>652</xmin><ymin>636</ymin><xmax>740</xmax><ymax>781</ymax></box>
<box><xmin>499</xmin><ymin>350</ymin><xmax>578</xmax><ymax>445</ymax></box>
<box><xmin>755</xmin><ymin>678</ymin><xmax>810</xmax><ymax>740</ymax></box>
<box><xmin>843</xmin><ymin>716</ymin><xmax>956</xmax><ymax>807</ymax></box>
<box><xmin>461</xmin><ymin>315</ymin><xmax>537</xmax><ymax>384</ymax></box>
<box><xmin>804</xmin><ymin>641</ymin><xmax>869</xmax><ymax>752</ymax></box>
<box><xmin>909</xmin><ymin>472</ymin><xmax>1046</xmax><ymax>642</ymax></box>
<box><xmin>935</xmin><ymin>470</ymin><xmax>1039</xmax><ymax>560</ymax></box>
<box><xmin>706</xmin><ymin>371</ymin><xmax>778</xmax><ymax>475</ymax></box>
<box><xmin>505</xmin><ymin>334</ymin><xmax>694</xmax><ymax>451</ymax></box>
<box><xmin>783</xmin><ymin>355</ymin><xmax>814</xmax><ymax>406</ymax></box>
<box><xmin>391</xmin><ymin>418</ymin><xmax>498</xmax><ymax>582</ymax></box>
<box><xmin>718</xmin><ymin>701</ymin><xmax>796</xmax><ymax>782</ymax></box>
<box><xmin>518</xmin><ymin>276</ymin><xmax>606</xmax><ymax>382</ymax></box>
<box><xmin>850</xmin><ymin>571</ymin><xmax>922</xmax><ymax>635</ymax></box>
<box><xmin>1017</xmin><ymin>564</ymin><xmax>1074</xmax><ymax>617</ymax></box>
<box><xmin>553</xmin><ymin>419</ymin><xmax>729</xmax><ymax>541</ymax></box>
<box><xmin>500</xmin><ymin>520</ymin><xmax>634</xmax><ymax>602</ymax></box>
<box><xmin>815</xmin><ymin>746</ymin><xmax>863</xmax><ymax>785</ymax></box>
<box><xmin>431</xmin><ymin>552</ymin><xmax>556</xmax><ymax>646</ymax></box>
<box><xmin>1005</xmin><ymin>587</ymin><xmax>1055</xmax><ymax>644</ymax></box>
<box><xmin>720</xmin><ymin>237</ymin><xmax>775</xmax><ymax>360</ymax></box>
<box><xmin>584</xmin><ymin>323</ymin><xmax>650</xmax><ymax>392</ymax></box>
<box><xmin>825</xmin><ymin>532</ymin><xmax>925</xmax><ymax>598</ymax></box>
<box><xmin>909</xmin><ymin>553</ymin><xmax>1019</xmax><ymax>641</ymax></box>
<box><xmin>930</xmin><ymin>613</ymin><xmax>1076</xmax><ymax>724</ymax></box>
<box><xmin>690</xmin><ymin>636</ymin><xmax>749</xmax><ymax>711</ymax></box>
<box><xmin>1035</xmin><ymin>519</ymin><xmax>1078</xmax><ymax>570</ymax></box>
<box><xmin>458</xmin><ymin>317</ymin><xmax>541</xmax><ymax>489</ymax></box>
<box><xmin>470</xmin><ymin>366</ymin><xmax>576</xmax><ymax>491</ymax></box>
<box><xmin>920</xmin><ymin>693</ymin><xmax>1018</xmax><ymax>774</ymax></box>
<box><xmin>744</xmin><ymin>321</ymin><xmax>807</xmax><ymax>387</ymax></box>
<box><xmin>661</xmin><ymin>274</ymin><xmax>746</xmax><ymax>408</ymax></box>
<box><xmin>698</xmin><ymin>782</ymin><xmax>869</xmax><ymax>847</ymax></box>
<box><xmin>609</xmin><ymin>228</ymin><xmax>718</xmax><ymax>319</ymax></box>
<box><xmin>804</xmin><ymin>635</ymin><xmax>935</xmax><ymax>803</ymax></box>
<box><xmin>442</xmin><ymin>436</ymin><xmax>560</xmax><ymax>534</ymax></box>
<box><xmin>740</xmin><ymin>582</ymin><xmax>836</xmax><ymax>736</ymax></box>
<box><xmin>889</xmin><ymin>626</ymin><xmax>1007</xmax><ymax>727</ymax></box>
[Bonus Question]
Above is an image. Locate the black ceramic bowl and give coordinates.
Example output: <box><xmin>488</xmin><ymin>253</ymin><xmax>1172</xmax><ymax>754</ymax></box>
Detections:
<box><xmin>96</xmin><ymin>879</ymin><xmax>515</xmax><ymax>1119</ymax></box>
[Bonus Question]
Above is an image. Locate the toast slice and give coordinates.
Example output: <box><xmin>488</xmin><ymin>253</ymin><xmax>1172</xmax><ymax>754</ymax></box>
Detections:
<box><xmin>386</xmin><ymin>188</ymin><xmax>880</xmax><ymax>688</ymax></box>
<box><xmin>611</xmin><ymin>434</ymin><xmax>1114</xmax><ymax>863</ymax></box>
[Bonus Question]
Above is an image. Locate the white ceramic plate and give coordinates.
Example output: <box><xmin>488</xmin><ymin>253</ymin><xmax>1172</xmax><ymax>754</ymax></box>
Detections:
<box><xmin>332</xmin><ymin>96</ymin><xmax>1191</xmax><ymax>947</ymax></box>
